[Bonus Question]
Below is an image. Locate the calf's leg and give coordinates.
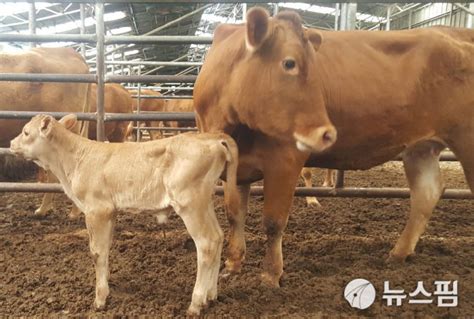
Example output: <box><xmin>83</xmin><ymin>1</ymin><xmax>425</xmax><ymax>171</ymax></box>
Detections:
<box><xmin>323</xmin><ymin>169</ymin><xmax>335</xmax><ymax>187</ymax></box>
<box><xmin>388</xmin><ymin>140</ymin><xmax>445</xmax><ymax>262</ymax></box>
<box><xmin>85</xmin><ymin>208</ymin><xmax>116</xmax><ymax>310</ymax></box>
<box><xmin>176</xmin><ymin>202</ymin><xmax>224</xmax><ymax>316</ymax></box>
<box><xmin>35</xmin><ymin>170</ymin><xmax>55</xmax><ymax>215</ymax></box>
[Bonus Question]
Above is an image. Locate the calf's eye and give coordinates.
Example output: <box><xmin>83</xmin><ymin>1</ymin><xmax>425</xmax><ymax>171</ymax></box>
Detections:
<box><xmin>24</xmin><ymin>131</ymin><xmax>29</xmax><ymax>136</ymax></box>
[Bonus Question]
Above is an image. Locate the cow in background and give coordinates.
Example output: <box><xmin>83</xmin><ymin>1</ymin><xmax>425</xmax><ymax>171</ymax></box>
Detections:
<box><xmin>0</xmin><ymin>47</ymin><xmax>91</xmax><ymax>180</ymax></box>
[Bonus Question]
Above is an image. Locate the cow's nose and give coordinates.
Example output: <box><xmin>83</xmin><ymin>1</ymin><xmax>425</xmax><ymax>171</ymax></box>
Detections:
<box><xmin>294</xmin><ymin>125</ymin><xmax>337</xmax><ymax>153</ymax></box>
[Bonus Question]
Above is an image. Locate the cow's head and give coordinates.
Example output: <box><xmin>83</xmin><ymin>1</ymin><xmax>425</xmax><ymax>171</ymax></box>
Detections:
<box><xmin>10</xmin><ymin>114</ymin><xmax>77</xmax><ymax>162</ymax></box>
<box><xmin>195</xmin><ymin>7</ymin><xmax>336</xmax><ymax>153</ymax></box>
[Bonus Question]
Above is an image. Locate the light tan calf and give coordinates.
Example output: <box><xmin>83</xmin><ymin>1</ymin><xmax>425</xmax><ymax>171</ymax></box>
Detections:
<box><xmin>36</xmin><ymin>83</ymin><xmax>134</xmax><ymax>218</ymax></box>
<box><xmin>10</xmin><ymin>114</ymin><xmax>239</xmax><ymax>316</ymax></box>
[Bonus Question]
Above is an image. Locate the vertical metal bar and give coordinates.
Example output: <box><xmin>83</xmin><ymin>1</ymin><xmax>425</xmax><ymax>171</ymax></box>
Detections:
<box><xmin>335</xmin><ymin>170</ymin><xmax>345</xmax><ymax>188</ymax></box>
<box><xmin>408</xmin><ymin>9</ymin><xmax>412</xmax><ymax>29</ymax></box>
<box><xmin>29</xmin><ymin>2</ymin><xmax>36</xmax><ymax>48</ymax></box>
<box><xmin>340</xmin><ymin>3</ymin><xmax>347</xmax><ymax>30</ymax></box>
<box><xmin>242</xmin><ymin>3</ymin><xmax>247</xmax><ymax>22</ymax></box>
<box><xmin>95</xmin><ymin>3</ymin><xmax>105</xmax><ymax>142</ymax></box>
<box><xmin>467</xmin><ymin>3</ymin><xmax>474</xmax><ymax>28</ymax></box>
<box><xmin>386</xmin><ymin>5</ymin><xmax>391</xmax><ymax>30</ymax></box>
<box><xmin>334</xmin><ymin>3</ymin><xmax>340</xmax><ymax>30</ymax></box>
<box><xmin>136</xmin><ymin>65</ymin><xmax>142</xmax><ymax>142</ymax></box>
<box><xmin>273</xmin><ymin>4</ymin><xmax>279</xmax><ymax>16</ymax></box>
<box><xmin>80</xmin><ymin>3</ymin><xmax>86</xmax><ymax>57</ymax></box>
<box><xmin>346</xmin><ymin>3</ymin><xmax>357</xmax><ymax>30</ymax></box>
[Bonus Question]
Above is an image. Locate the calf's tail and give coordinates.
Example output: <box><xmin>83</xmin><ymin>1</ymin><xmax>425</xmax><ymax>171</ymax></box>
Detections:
<box><xmin>219</xmin><ymin>135</ymin><xmax>240</xmax><ymax>215</ymax></box>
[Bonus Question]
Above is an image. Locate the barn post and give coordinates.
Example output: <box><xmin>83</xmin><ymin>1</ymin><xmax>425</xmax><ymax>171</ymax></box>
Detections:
<box><xmin>467</xmin><ymin>3</ymin><xmax>474</xmax><ymax>28</ymax></box>
<box><xmin>386</xmin><ymin>5</ymin><xmax>392</xmax><ymax>30</ymax></box>
<box><xmin>28</xmin><ymin>2</ymin><xmax>36</xmax><ymax>48</ymax></box>
<box><xmin>95</xmin><ymin>2</ymin><xmax>106</xmax><ymax>142</ymax></box>
<box><xmin>334</xmin><ymin>4</ymin><xmax>340</xmax><ymax>30</ymax></box>
<box><xmin>335</xmin><ymin>2</ymin><xmax>357</xmax><ymax>188</ymax></box>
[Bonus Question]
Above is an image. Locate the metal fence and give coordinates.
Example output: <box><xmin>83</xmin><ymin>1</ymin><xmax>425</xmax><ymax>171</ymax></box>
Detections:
<box><xmin>0</xmin><ymin>1</ymin><xmax>472</xmax><ymax>200</ymax></box>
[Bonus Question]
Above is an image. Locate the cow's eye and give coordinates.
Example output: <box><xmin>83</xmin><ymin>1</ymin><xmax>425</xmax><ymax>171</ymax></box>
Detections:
<box><xmin>24</xmin><ymin>131</ymin><xmax>29</xmax><ymax>136</ymax></box>
<box><xmin>282</xmin><ymin>59</ymin><xmax>296</xmax><ymax>70</ymax></box>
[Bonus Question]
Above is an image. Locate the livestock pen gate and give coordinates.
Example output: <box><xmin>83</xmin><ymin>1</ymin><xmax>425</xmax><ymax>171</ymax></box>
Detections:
<box><xmin>0</xmin><ymin>0</ymin><xmax>473</xmax><ymax>201</ymax></box>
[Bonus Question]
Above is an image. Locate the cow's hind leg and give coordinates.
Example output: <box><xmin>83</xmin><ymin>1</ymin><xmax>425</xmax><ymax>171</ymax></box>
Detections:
<box><xmin>84</xmin><ymin>207</ymin><xmax>116</xmax><ymax>310</ymax></box>
<box><xmin>301</xmin><ymin>168</ymin><xmax>321</xmax><ymax>207</ymax></box>
<box><xmin>176</xmin><ymin>202</ymin><xmax>224</xmax><ymax>316</ymax></box>
<box><xmin>223</xmin><ymin>183</ymin><xmax>250</xmax><ymax>275</ymax></box>
<box><xmin>388</xmin><ymin>140</ymin><xmax>445</xmax><ymax>262</ymax></box>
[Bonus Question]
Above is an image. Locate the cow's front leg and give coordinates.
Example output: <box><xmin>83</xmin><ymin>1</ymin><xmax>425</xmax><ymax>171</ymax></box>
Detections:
<box><xmin>84</xmin><ymin>208</ymin><xmax>116</xmax><ymax>310</ymax></box>
<box><xmin>261</xmin><ymin>150</ymin><xmax>307</xmax><ymax>287</ymax></box>
<box><xmin>223</xmin><ymin>183</ymin><xmax>251</xmax><ymax>275</ymax></box>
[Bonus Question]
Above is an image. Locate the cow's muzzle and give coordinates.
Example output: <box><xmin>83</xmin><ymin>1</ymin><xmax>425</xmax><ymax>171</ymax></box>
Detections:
<box><xmin>294</xmin><ymin>125</ymin><xmax>337</xmax><ymax>153</ymax></box>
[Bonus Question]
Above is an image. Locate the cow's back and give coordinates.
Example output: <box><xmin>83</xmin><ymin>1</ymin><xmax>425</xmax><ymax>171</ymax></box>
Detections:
<box><xmin>0</xmin><ymin>47</ymin><xmax>90</xmax><ymax>147</ymax></box>
<box><xmin>88</xmin><ymin>83</ymin><xmax>133</xmax><ymax>142</ymax></box>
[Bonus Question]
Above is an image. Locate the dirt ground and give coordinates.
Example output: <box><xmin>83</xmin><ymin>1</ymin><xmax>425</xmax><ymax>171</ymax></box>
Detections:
<box><xmin>0</xmin><ymin>161</ymin><xmax>473</xmax><ymax>318</ymax></box>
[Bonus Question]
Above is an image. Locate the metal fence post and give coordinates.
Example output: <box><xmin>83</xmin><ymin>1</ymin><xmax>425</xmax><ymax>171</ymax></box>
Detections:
<box><xmin>29</xmin><ymin>2</ymin><xmax>36</xmax><ymax>48</ymax></box>
<box><xmin>95</xmin><ymin>2</ymin><xmax>105</xmax><ymax>142</ymax></box>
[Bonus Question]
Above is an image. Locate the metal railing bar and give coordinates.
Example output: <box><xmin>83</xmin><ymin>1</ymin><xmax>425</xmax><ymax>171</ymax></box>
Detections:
<box><xmin>1</xmin><ymin>183</ymin><xmax>472</xmax><ymax>200</ymax></box>
<box><xmin>104</xmin><ymin>35</ymin><xmax>213</xmax><ymax>45</ymax></box>
<box><xmin>0</xmin><ymin>33</ymin><xmax>96</xmax><ymax>43</ymax></box>
<box><xmin>106</xmin><ymin>75</ymin><xmax>197</xmax><ymax>83</ymax></box>
<box><xmin>0</xmin><ymin>73</ymin><xmax>96</xmax><ymax>83</ymax></box>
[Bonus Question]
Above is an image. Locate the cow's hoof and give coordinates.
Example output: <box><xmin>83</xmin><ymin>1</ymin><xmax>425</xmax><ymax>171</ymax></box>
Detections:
<box><xmin>219</xmin><ymin>267</ymin><xmax>238</xmax><ymax>279</ymax></box>
<box><xmin>260</xmin><ymin>272</ymin><xmax>280</xmax><ymax>288</ymax></box>
<box><xmin>306</xmin><ymin>197</ymin><xmax>322</xmax><ymax>207</ymax></box>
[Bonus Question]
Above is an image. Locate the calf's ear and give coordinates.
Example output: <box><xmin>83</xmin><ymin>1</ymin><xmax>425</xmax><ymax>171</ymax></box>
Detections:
<box><xmin>246</xmin><ymin>7</ymin><xmax>270</xmax><ymax>52</ymax></box>
<box><xmin>58</xmin><ymin>114</ymin><xmax>78</xmax><ymax>131</ymax></box>
<box><xmin>39</xmin><ymin>115</ymin><xmax>54</xmax><ymax>138</ymax></box>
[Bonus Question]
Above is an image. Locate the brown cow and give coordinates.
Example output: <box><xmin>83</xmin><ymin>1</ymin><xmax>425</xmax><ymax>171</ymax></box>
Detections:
<box><xmin>0</xmin><ymin>47</ymin><xmax>91</xmax><ymax>179</ymax></box>
<box><xmin>194</xmin><ymin>7</ymin><xmax>474</xmax><ymax>287</ymax></box>
<box><xmin>36</xmin><ymin>83</ymin><xmax>133</xmax><ymax>217</ymax></box>
<box><xmin>10</xmin><ymin>114</ymin><xmax>239</xmax><ymax>315</ymax></box>
<box><xmin>129</xmin><ymin>89</ymin><xmax>165</xmax><ymax>140</ymax></box>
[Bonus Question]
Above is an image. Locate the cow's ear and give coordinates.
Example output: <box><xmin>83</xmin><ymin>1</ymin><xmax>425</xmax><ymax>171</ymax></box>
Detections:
<box><xmin>306</xmin><ymin>29</ymin><xmax>323</xmax><ymax>52</ymax></box>
<box><xmin>39</xmin><ymin>115</ymin><xmax>54</xmax><ymax>138</ymax></box>
<box><xmin>246</xmin><ymin>7</ymin><xmax>270</xmax><ymax>52</ymax></box>
<box><xmin>58</xmin><ymin>114</ymin><xmax>78</xmax><ymax>131</ymax></box>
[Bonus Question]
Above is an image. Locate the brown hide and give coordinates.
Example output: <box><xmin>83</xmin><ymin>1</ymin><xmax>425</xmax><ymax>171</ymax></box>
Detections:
<box><xmin>193</xmin><ymin>8</ymin><xmax>474</xmax><ymax>287</ymax></box>
<box><xmin>88</xmin><ymin>83</ymin><xmax>133</xmax><ymax>142</ymax></box>
<box><xmin>0</xmin><ymin>47</ymin><xmax>90</xmax><ymax>148</ymax></box>
<box><xmin>162</xmin><ymin>99</ymin><xmax>195</xmax><ymax>128</ymax></box>
<box><xmin>196</xmin><ymin>18</ymin><xmax>474</xmax><ymax>172</ymax></box>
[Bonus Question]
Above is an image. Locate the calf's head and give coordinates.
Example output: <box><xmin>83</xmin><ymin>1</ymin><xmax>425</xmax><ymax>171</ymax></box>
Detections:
<box><xmin>10</xmin><ymin>114</ymin><xmax>78</xmax><ymax>162</ymax></box>
<box><xmin>195</xmin><ymin>7</ymin><xmax>336</xmax><ymax>153</ymax></box>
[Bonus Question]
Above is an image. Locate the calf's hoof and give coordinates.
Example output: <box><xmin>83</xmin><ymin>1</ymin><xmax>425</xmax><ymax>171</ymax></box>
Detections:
<box><xmin>187</xmin><ymin>303</ymin><xmax>204</xmax><ymax>317</ymax></box>
<box><xmin>34</xmin><ymin>208</ymin><xmax>49</xmax><ymax>216</ymax></box>
<box><xmin>386</xmin><ymin>250</ymin><xmax>411</xmax><ymax>264</ymax></box>
<box><xmin>93</xmin><ymin>300</ymin><xmax>107</xmax><ymax>311</ymax></box>
<box><xmin>260</xmin><ymin>272</ymin><xmax>281</xmax><ymax>288</ymax></box>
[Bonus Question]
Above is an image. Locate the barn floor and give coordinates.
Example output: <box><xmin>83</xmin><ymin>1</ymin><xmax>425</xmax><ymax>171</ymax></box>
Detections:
<box><xmin>0</xmin><ymin>162</ymin><xmax>473</xmax><ymax>317</ymax></box>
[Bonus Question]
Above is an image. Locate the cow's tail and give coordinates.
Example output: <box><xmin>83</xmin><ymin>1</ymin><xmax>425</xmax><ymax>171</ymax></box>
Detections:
<box><xmin>220</xmin><ymin>135</ymin><xmax>240</xmax><ymax>216</ymax></box>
